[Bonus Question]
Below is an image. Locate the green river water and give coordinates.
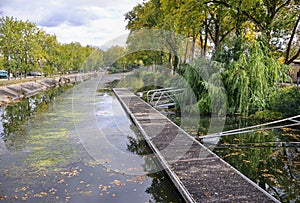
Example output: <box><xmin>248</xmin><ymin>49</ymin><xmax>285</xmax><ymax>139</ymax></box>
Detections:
<box><xmin>0</xmin><ymin>76</ymin><xmax>183</xmax><ymax>203</ymax></box>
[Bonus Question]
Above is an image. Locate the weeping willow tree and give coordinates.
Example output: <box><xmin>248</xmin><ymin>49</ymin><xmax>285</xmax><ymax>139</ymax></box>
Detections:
<box><xmin>170</xmin><ymin>39</ymin><xmax>289</xmax><ymax>116</ymax></box>
<box><xmin>224</xmin><ymin>40</ymin><xmax>290</xmax><ymax>115</ymax></box>
<box><xmin>169</xmin><ymin>58</ymin><xmax>227</xmax><ymax>116</ymax></box>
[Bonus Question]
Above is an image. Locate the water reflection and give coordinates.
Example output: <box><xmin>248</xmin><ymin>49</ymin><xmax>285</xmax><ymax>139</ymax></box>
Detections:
<box><xmin>127</xmin><ymin>135</ymin><xmax>184</xmax><ymax>203</ymax></box>
<box><xmin>0</xmin><ymin>78</ymin><xmax>183</xmax><ymax>202</ymax></box>
<box><xmin>0</xmin><ymin>86</ymin><xmax>72</xmax><ymax>151</ymax></box>
<box><xmin>168</xmin><ymin>114</ymin><xmax>299</xmax><ymax>202</ymax></box>
<box><xmin>213</xmin><ymin>129</ymin><xmax>300</xmax><ymax>202</ymax></box>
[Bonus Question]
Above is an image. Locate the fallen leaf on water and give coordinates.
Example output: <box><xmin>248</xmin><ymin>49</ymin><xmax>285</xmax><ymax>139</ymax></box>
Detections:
<box><xmin>80</xmin><ymin>191</ymin><xmax>92</xmax><ymax>195</ymax></box>
<box><xmin>22</xmin><ymin>195</ymin><xmax>28</xmax><ymax>201</ymax></box>
<box><xmin>282</xmin><ymin>128</ymin><xmax>292</xmax><ymax>132</ymax></box>
<box><xmin>242</xmin><ymin>160</ymin><xmax>250</xmax><ymax>164</ymax></box>
<box><xmin>33</xmin><ymin>191</ymin><xmax>48</xmax><ymax>198</ymax></box>
<box><xmin>261</xmin><ymin>173</ymin><xmax>274</xmax><ymax>178</ymax></box>
<box><xmin>0</xmin><ymin>196</ymin><xmax>7</xmax><ymax>200</ymax></box>
<box><xmin>49</xmin><ymin>188</ymin><xmax>57</xmax><ymax>195</ymax></box>
<box><xmin>58</xmin><ymin>178</ymin><xmax>65</xmax><ymax>183</ymax></box>
<box><xmin>110</xmin><ymin>180</ymin><xmax>125</xmax><ymax>186</ymax></box>
<box><xmin>15</xmin><ymin>186</ymin><xmax>29</xmax><ymax>192</ymax></box>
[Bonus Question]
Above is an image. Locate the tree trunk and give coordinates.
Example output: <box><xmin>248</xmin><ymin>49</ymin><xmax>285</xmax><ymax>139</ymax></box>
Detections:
<box><xmin>285</xmin><ymin>14</ymin><xmax>300</xmax><ymax>65</ymax></box>
<box><xmin>173</xmin><ymin>55</ymin><xmax>179</xmax><ymax>75</ymax></box>
<box><xmin>184</xmin><ymin>38</ymin><xmax>189</xmax><ymax>63</ymax></box>
<box><xmin>191</xmin><ymin>33</ymin><xmax>196</xmax><ymax>60</ymax></box>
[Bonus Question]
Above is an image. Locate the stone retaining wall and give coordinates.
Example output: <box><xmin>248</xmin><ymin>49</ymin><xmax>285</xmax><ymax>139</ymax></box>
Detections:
<box><xmin>0</xmin><ymin>73</ymin><xmax>97</xmax><ymax>106</ymax></box>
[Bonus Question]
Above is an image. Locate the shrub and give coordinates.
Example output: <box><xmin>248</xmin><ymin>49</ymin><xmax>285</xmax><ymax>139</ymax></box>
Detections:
<box><xmin>250</xmin><ymin>110</ymin><xmax>282</xmax><ymax>121</ymax></box>
<box><xmin>270</xmin><ymin>86</ymin><xmax>300</xmax><ymax>117</ymax></box>
<box><xmin>116</xmin><ymin>76</ymin><xmax>144</xmax><ymax>91</ymax></box>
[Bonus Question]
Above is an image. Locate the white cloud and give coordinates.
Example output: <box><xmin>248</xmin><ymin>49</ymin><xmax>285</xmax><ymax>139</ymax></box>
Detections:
<box><xmin>0</xmin><ymin>0</ymin><xmax>143</xmax><ymax>47</ymax></box>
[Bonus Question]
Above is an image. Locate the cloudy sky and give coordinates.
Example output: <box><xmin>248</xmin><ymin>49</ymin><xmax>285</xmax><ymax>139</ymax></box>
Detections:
<box><xmin>0</xmin><ymin>0</ymin><xmax>143</xmax><ymax>48</ymax></box>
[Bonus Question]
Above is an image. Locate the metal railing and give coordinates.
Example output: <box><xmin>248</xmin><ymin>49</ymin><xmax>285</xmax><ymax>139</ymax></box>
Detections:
<box><xmin>146</xmin><ymin>87</ymin><xmax>184</xmax><ymax>108</ymax></box>
<box><xmin>199</xmin><ymin>115</ymin><xmax>300</xmax><ymax>141</ymax></box>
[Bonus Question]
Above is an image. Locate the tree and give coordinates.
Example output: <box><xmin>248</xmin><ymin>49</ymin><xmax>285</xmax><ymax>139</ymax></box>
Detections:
<box><xmin>208</xmin><ymin>0</ymin><xmax>300</xmax><ymax>63</ymax></box>
<box><xmin>0</xmin><ymin>16</ymin><xmax>95</xmax><ymax>77</ymax></box>
<box><xmin>125</xmin><ymin>0</ymin><xmax>186</xmax><ymax>72</ymax></box>
<box><xmin>36</xmin><ymin>31</ymin><xmax>61</xmax><ymax>75</ymax></box>
<box><xmin>81</xmin><ymin>47</ymin><xmax>105</xmax><ymax>72</ymax></box>
<box><xmin>223</xmin><ymin>40</ymin><xmax>288</xmax><ymax>115</ymax></box>
<box><xmin>0</xmin><ymin>16</ymin><xmax>21</xmax><ymax>79</ymax></box>
<box><xmin>284</xmin><ymin>12</ymin><xmax>300</xmax><ymax>65</ymax></box>
<box><xmin>103</xmin><ymin>45</ymin><xmax>127</xmax><ymax>69</ymax></box>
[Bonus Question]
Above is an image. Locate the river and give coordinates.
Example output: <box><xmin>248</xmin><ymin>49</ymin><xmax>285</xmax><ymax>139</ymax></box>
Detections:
<box><xmin>0</xmin><ymin>74</ymin><xmax>184</xmax><ymax>202</ymax></box>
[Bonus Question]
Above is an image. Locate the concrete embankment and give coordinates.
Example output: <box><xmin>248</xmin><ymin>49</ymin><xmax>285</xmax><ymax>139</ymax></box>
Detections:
<box><xmin>0</xmin><ymin>73</ymin><xmax>97</xmax><ymax>106</ymax></box>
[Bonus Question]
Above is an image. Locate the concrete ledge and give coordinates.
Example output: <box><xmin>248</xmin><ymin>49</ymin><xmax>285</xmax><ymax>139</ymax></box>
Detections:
<box><xmin>0</xmin><ymin>73</ymin><xmax>97</xmax><ymax>106</ymax></box>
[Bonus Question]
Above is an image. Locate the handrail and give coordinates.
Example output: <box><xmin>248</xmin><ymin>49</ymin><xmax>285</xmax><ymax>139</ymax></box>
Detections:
<box><xmin>199</xmin><ymin>115</ymin><xmax>300</xmax><ymax>139</ymax></box>
<box><xmin>146</xmin><ymin>88</ymin><xmax>184</xmax><ymax>107</ymax></box>
<box><xmin>146</xmin><ymin>87</ymin><xmax>175</xmax><ymax>102</ymax></box>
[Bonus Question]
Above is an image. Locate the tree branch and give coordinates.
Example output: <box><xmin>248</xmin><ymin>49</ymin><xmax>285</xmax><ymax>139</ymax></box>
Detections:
<box><xmin>287</xmin><ymin>48</ymin><xmax>300</xmax><ymax>65</ymax></box>
<box><xmin>275</xmin><ymin>0</ymin><xmax>291</xmax><ymax>16</ymax></box>
<box><xmin>241</xmin><ymin>11</ymin><xmax>264</xmax><ymax>31</ymax></box>
<box><xmin>203</xmin><ymin>20</ymin><xmax>215</xmax><ymax>45</ymax></box>
<box><xmin>220</xmin><ymin>27</ymin><xmax>235</xmax><ymax>44</ymax></box>
<box><xmin>285</xmin><ymin>14</ymin><xmax>300</xmax><ymax>64</ymax></box>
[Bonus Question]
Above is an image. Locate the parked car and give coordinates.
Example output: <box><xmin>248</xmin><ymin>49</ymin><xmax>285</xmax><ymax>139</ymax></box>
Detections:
<box><xmin>0</xmin><ymin>70</ymin><xmax>8</xmax><ymax>79</ymax></box>
<box><xmin>27</xmin><ymin>71</ymin><xmax>42</xmax><ymax>76</ymax></box>
<box><xmin>66</xmin><ymin>70</ymin><xmax>79</xmax><ymax>74</ymax></box>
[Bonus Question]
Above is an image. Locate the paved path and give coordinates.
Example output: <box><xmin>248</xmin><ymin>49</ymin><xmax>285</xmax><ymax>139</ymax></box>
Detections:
<box><xmin>113</xmin><ymin>88</ymin><xmax>279</xmax><ymax>203</ymax></box>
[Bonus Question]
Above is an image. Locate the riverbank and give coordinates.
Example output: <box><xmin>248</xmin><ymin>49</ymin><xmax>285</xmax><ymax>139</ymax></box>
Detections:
<box><xmin>0</xmin><ymin>72</ymin><xmax>98</xmax><ymax>106</ymax></box>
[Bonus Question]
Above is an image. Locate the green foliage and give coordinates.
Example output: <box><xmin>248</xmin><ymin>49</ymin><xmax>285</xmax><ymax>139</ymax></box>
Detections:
<box><xmin>117</xmin><ymin>69</ymin><xmax>173</xmax><ymax>93</ymax></box>
<box><xmin>154</xmin><ymin>74</ymin><xmax>165</xmax><ymax>86</ymax></box>
<box><xmin>141</xmin><ymin>72</ymin><xmax>157</xmax><ymax>86</ymax></box>
<box><xmin>125</xmin><ymin>0</ymin><xmax>300</xmax><ymax>64</ymax></box>
<box><xmin>108</xmin><ymin>67</ymin><xmax>123</xmax><ymax>73</ymax></box>
<box><xmin>0</xmin><ymin>16</ymin><xmax>102</xmax><ymax>77</ymax></box>
<box><xmin>168</xmin><ymin>58</ymin><xmax>226</xmax><ymax>115</ymax></box>
<box><xmin>250</xmin><ymin>110</ymin><xmax>282</xmax><ymax>121</ymax></box>
<box><xmin>269</xmin><ymin>86</ymin><xmax>300</xmax><ymax>117</ymax></box>
<box><xmin>223</xmin><ymin>40</ymin><xmax>288</xmax><ymax>115</ymax></box>
<box><xmin>116</xmin><ymin>76</ymin><xmax>144</xmax><ymax>91</ymax></box>
<box><xmin>213</xmin><ymin>36</ymin><xmax>245</xmax><ymax>64</ymax></box>
<box><xmin>103</xmin><ymin>46</ymin><xmax>126</xmax><ymax>68</ymax></box>
<box><xmin>81</xmin><ymin>48</ymin><xmax>104</xmax><ymax>72</ymax></box>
